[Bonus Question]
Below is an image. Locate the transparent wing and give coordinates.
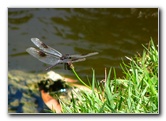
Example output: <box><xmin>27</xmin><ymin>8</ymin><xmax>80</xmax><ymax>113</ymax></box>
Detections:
<box><xmin>26</xmin><ymin>47</ymin><xmax>61</xmax><ymax>65</ymax></box>
<box><xmin>68</xmin><ymin>52</ymin><xmax>99</xmax><ymax>58</ymax></box>
<box><xmin>45</xmin><ymin>58</ymin><xmax>86</xmax><ymax>71</ymax></box>
<box><xmin>71</xmin><ymin>58</ymin><xmax>86</xmax><ymax>63</ymax></box>
<box><xmin>57</xmin><ymin>58</ymin><xmax>86</xmax><ymax>63</ymax></box>
<box><xmin>31</xmin><ymin>38</ymin><xmax>63</xmax><ymax>57</ymax></box>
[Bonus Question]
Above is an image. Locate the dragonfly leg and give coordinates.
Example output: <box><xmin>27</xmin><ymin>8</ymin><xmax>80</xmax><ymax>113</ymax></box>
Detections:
<box><xmin>64</xmin><ymin>63</ymin><xmax>71</xmax><ymax>70</ymax></box>
<box><xmin>67</xmin><ymin>61</ymin><xmax>74</xmax><ymax>70</ymax></box>
<box><xmin>67</xmin><ymin>63</ymin><xmax>71</xmax><ymax>70</ymax></box>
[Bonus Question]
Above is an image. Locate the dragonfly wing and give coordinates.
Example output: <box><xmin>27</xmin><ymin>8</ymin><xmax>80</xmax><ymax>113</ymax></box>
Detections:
<box><xmin>71</xmin><ymin>58</ymin><xmax>86</xmax><ymax>63</ymax></box>
<box><xmin>68</xmin><ymin>52</ymin><xmax>99</xmax><ymax>58</ymax></box>
<box><xmin>26</xmin><ymin>47</ymin><xmax>61</xmax><ymax>65</ymax></box>
<box><xmin>31</xmin><ymin>38</ymin><xmax>63</xmax><ymax>57</ymax></box>
<box><xmin>58</xmin><ymin>58</ymin><xmax>85</xmax><ymax>63</ymax></box>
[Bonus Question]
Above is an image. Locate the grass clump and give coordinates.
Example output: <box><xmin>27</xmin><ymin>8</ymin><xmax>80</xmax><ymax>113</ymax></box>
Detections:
<box><xmin>60</xmin><ymin>38</ymin><xmax>158</xmax><ymax>113</ymax></box>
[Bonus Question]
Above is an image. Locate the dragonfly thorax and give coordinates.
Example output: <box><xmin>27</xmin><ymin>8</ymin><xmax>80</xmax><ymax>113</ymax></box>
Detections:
<box><xmin>60</xmin><ymin>54</ymin><xmax>72</xmax><ymax>60</ymax></box>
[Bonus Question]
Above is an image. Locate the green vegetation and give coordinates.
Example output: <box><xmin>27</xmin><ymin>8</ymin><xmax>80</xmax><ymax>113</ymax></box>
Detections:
<box><xmin>59</xmin><ymin>38</ymin><xmax>158</xmax><ymax>113</ymax></box>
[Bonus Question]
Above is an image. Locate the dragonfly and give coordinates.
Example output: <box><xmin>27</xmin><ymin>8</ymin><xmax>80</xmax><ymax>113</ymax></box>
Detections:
<box><xmin>26</xmin><ymin>38</ymin><xmax>99</xmax><ymax>70</ymax></box>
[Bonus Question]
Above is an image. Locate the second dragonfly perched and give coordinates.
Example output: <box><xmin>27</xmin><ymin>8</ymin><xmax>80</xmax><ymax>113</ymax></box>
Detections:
<box><xmin>26</xmin><ymin>38</ymin><xmax>98</xmax><ymax>70</ymax></box>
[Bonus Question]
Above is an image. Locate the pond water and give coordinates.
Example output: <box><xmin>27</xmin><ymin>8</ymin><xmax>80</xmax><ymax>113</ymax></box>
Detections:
<box><xmin>8</xmin><ymin>8</ymin><xmax>158</xmax><ymax>113</ymax></box>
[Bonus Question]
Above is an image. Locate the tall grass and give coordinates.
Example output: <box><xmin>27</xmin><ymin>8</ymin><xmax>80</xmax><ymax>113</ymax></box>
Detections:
<box><xmin>60</xmin><ymin>38</ymin><xmax>158</xmax><ymax>113</ymax></box>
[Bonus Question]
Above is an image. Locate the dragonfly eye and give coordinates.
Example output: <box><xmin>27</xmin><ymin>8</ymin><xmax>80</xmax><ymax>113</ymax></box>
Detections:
<box><xmin>39</xmin><ymin>51</ymin><xmax>47</xmax><ymax>57</ymax></box>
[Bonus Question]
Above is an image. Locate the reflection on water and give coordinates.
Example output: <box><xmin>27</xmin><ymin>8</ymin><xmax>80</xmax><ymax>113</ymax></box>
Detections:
<box><xmin>8</xmin><ymin>8</ymin><xmax>158</xmax><ymax>113</ymax></box>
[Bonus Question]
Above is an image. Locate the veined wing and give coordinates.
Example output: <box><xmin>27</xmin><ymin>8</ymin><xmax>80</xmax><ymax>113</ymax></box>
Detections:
<box><xmin>31</xmin><ymin>38</ymin><xmax>63</xmax><ymax>57</ymax></box>
<box><xmin>26</xmin><ymin>47</ymin><xmax>61</xmax><ymax>65</ymax></box>
<box><xmin>68</xmin><ymin>52</ymin><xmax>99</xmax><ymax>59</ymax></box>
<box><xmin>71</xmin><ymin>58</ymin><xmax>86</xmax><ymax>63</ymax></box>
<box><xmin>57</xmin><ymin>58</ymin><xmax>86</xmax><ymax>64</ymax></box>
<box><xmin>45</xmin><ymin>58</ymin><xmax>86</xmax><ymax>71</ymax></box>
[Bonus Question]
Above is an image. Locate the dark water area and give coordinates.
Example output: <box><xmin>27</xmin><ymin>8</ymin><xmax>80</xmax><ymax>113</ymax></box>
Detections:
<box><xmin>8</xmin><ymin>8</ymin><xmax>158</xmax><ymax>78</ymax></box>
<box><xmin>8</xmin><ymin>8</ymin><xmax>158</xmax><ymax>113</ymax></box>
